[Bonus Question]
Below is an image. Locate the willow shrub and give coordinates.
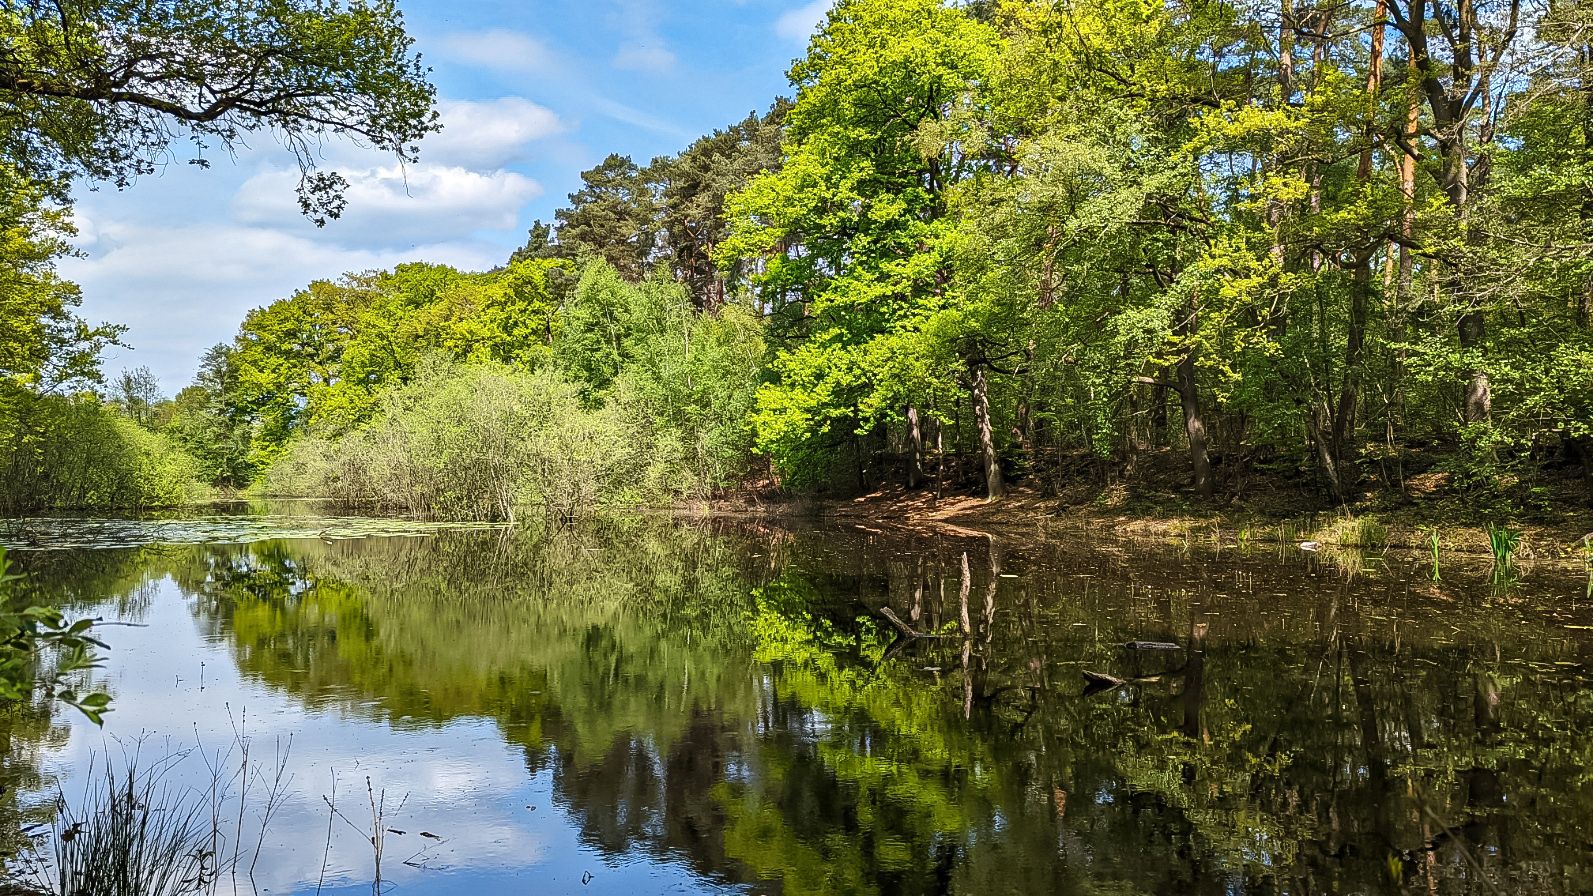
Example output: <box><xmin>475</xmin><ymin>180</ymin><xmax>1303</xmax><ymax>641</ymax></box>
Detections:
<box><xmin>0</xmin><ymin>393</ymin><xmax>201</xmax><ymax>511</ymax></box>
<box><xmin>263</xmin><ymin>362</ymin><xmax>644</xmax><ymax>522</ymax></box>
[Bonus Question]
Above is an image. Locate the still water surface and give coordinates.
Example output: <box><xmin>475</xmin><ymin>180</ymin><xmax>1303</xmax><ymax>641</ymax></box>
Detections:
<box><xmin>1</xmin><ymin>512</ymin><xmax>1591</xmax><ymax>894</ymax></box>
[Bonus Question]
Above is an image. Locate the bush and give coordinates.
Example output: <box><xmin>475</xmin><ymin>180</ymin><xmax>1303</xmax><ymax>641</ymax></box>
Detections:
<box><xmin>0</xmin><ymin>392</ymin><xmax>202</xmax><ymax>511</ymax></box>
<box><xmin>558</xmin><ymin>267</ymin><xmax>765</xmax><ymax>498</ymax></box>
<box><xmin>257</xmin><ymin>261</ymin><xmax>769</xmax><ymax>520</ymax></box>
<box><xmin>262</xmin><ymin>362</ymin><xmax>643</xmax><ymax>522</ymax></box>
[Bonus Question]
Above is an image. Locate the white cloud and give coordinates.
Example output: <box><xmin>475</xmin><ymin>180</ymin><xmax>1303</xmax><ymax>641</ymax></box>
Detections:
<box><xmin>421</xmin><ymin>98</ymin><xmax>566</xmax><ymax>169</ymax></box>
<box><xmin>434</xmin><ymin>28</ymin><xmax>556</xmax><ymax>75</ymax></box>
<box><xmin>776</xmin><ymin>0</ymin><xmax>831</xmax><ymax>43</ymax></box>
<box><xmin>232</xmin><ymin>163</ymin><xmax>543</xmax><ymax>247</ymax></box>
<box><xmin>612</xmin><ymin>43</ymin><xmax>677</xmax><ymax>73</ymax></box>
<box><xmin>585</xmin><ymin>96</ymin><xmax>695</xmax><ymax>140</ymax></box>
<box><xmin>56</xmin><ymin>88</ymin><xmax>564</xmax><ymax>391</ymax></box>
<box><xmin>60</xmin><ymin>219</ymin><xmax>510</xmax><ymax>386</ymax></box>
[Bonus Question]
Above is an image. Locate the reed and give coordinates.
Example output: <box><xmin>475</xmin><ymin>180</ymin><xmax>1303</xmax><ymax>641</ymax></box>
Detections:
<box><xmin>16</xmin><ymin>727</ymin><xmax>291</xmax><ymax>896</ymax></box>
<box><xmin>1485</xmin><ymin>524</ymin><xmax>1521</xmax><ymax>575</ymax></box>
<box><xmin>1581</xmin><ymin>535</ymin><xmax>1592</xmax><ymax>599</ymax></box>
<box><xmin>1423</xmin><ymin>527</ymin><xmax>1442</xmax><ymax>582</ymax></box>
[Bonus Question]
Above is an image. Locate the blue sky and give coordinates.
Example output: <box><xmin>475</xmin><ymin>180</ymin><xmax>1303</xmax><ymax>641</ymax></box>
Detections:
<box><xmin>60</xmin><ymin>0</ymin><xmax>833</xmax><ymax>392</ymax></box>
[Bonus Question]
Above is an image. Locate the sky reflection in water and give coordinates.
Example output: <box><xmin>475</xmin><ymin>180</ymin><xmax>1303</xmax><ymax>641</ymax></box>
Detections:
<box><xmin>4</xmin><ymin>516</ymin><xmax>1592</xmax><ymax>895</ymax></box>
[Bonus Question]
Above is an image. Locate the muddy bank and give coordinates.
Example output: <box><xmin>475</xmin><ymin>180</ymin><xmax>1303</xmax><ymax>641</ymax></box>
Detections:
<box><xmin>687</xmin><ymin>482</ymin><xmax>1593</xmax><ymax>566</ymax></box>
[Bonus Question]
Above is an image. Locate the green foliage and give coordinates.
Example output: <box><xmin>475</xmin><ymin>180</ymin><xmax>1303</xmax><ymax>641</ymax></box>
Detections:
<box><xmin>0</xmin><ymin>174</ymin><xmax>123</xmax><ymax>398</ymax></box>
<box><xmin>145</xmin><ymin>0</ymin><xmax>1593</xmax><ymax>514</ymax></box>
<box><xmin>233</xmin><ymin>256</ymin><xmax>765</xmax><ymax>517</ymax></box>
<box><xmin>0</xmin><ymin>0</ymin><xmax>437</xmax><ymax>222</ymax></box>
<box><xmin>222</xmin><ymin>260</ymin><xmax>567</xmax><ymax>471</ymax></box>
<box><xmin>0</xmin><ymin>391</ymin><xmax>202</xmax><ymax>512</ymax></box>
<box><xmin>1486</xmin><ymin>524</ymin><xmax>1522</xmax><ymax>574</ymax></box>
<box><xmin>557</xmin><ymin>265</ymin><xmax>767</xmax><ymax>495</ymax></box>
<box><xmin>0</xmin><ymin>548</ymin><xmax>109</xmax><ymax>724</ymax></box>
<box><xmin>722</xmin><ymin>0</ymin><xmax>1000</xmax><ymax>484</ymax></box>
<box><xmin>0</xmin><ymin>0</ymin><xmax>440</xmax><ymax>510</ymax></box>
<box><xmin>262</xmin><ymin>361</ymin><xmax>641</xmax><ymax>521</ymax></box>
<box><xmin>553</xmin><ymin>154</ymin><xmax>660</xmax><ymax>281</ymax></box>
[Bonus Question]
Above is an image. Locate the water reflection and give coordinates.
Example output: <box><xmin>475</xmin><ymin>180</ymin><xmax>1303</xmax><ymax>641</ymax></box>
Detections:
<box><xmin>4</xmin><ymin>519</ymin><xmax>1592</xmax><ymax>894</ymax></box>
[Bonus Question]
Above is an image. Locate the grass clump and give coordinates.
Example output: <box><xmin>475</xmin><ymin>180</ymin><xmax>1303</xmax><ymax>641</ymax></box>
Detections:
<box><xmin>11</xmin><ymin>729</ymin><xmax>291</xmax><ymax>896</ymax></box>
<box><xmin>1311</xmin><ymin>515</ymin><xmax>1388</xmax><ymax>549</ymax></box>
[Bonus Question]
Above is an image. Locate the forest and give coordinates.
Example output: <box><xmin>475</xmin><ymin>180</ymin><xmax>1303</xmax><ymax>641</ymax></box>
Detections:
<box><xmin>4</xmin><ymin>0</ymin><xmax>1593</xmax><ymax>523</ymax></box>
<box><xmin>3</xmin><ymin>4</ymin><xmax>1593</xmax><ymax>892</ymax></box>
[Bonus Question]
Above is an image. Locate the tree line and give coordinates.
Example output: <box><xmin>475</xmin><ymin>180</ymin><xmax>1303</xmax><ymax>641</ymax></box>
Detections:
<box><xmin>5</xmin><ymin>0</ymin><xmax>1593</xmax><ymax>518</ymax></box>
<box><xmin>0</xmin><ymin>0</ymin><xmax>436</xmax><ymax>513</ymax></box>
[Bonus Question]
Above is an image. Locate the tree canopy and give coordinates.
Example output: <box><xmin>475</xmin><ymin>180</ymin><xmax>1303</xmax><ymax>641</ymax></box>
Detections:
<box><xmin>0</xmin><ymin>0</ymin><xmax>437</xmax><ymax>222</ymax></box>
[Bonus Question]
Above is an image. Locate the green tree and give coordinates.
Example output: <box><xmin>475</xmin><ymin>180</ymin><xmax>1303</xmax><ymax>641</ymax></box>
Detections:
<box><xmin>0</xmin><ymin>0</ymin><xmax>437</xmax><ymax>223</ymax></box>
<box><xmin>652</xmin><ymin>103</ymin><xmax>788</xmax><ymax>310</ymax></box>
<box><xmin>722</xmin><ymin>0</ymin><xmax>1000</xmax><ymax>493</ymax></box>
<box><xmin>556</xmin><ymin>154</ymin><xmax>661</xmax><ymax>281</ymax></box>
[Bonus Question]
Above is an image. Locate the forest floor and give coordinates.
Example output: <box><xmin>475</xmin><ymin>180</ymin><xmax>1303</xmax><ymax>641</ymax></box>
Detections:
<box><xmin>693</xmin><ymin>449</ymin><xmax>1593</xmax><ymax>566</ymax></box>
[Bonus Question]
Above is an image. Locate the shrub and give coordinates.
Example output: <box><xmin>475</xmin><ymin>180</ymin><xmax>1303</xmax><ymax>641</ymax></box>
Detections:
<box><xmin>262</xmin><ymin>362</ymin><xmax>644</xmax><ymax>522</ymax></box>
<box><xmin>0</xmin><ymin>393</ymin><xmax>202</xmax><ymax>511</ymax></box>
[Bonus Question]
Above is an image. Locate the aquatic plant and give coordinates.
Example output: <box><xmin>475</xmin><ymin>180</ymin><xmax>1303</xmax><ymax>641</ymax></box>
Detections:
<box><xmin>0</xmin><ymin>547</ymin><xmax>111</xmax><ymax>722</ymax></box>
<box><xmin>318</xmin><ymin>773</ymin><xmax>411</xmax><ymax>892</ymax></box>
<box><xmin>1581</xmin><ymin>536</ymin><xmax>1592</xmax><ymax>599</ymax></box>
<box><xmin>1312</xmin><ymin>515</ymin><xmax>1388</xmax><ymax>549</ymax></box>
<box><xmin>1418</xmin><ymin>527</ymin><xmax>1442</xmax><ymax>582</ymax></box>
<box><xmin>43</xmin><ymin>755</ymin><xmax>218</xmax><ymax>896</ymax></box>
<box><xmin>1486</xmin><ymin>524</ymin><xmax>1521</xmax><ymax>576</ymax></box>
<box><xmin>15</xmin><ymin>730</ymin><xmax>291</xmax><ymax>896</ymax></box>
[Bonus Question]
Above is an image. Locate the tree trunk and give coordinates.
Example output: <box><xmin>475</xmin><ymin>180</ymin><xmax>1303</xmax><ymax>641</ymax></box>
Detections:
<box><xmin>906</xmin><ymin>406</ymin><xmax>924</xmax><ymax>489</ymax></box>
<box><xmin>1173</xmin><ymin>307</ymin><xmax>1214</xmax><ymax>499</ymax></box>
<box><xmin>1326</xmin><ymin>0</ymin><xmax>1386</xmax><ymax>494</ymax></box>
<box><xmin>1308</xmin><ymin>400</ymin><xmax>1347</xmax><ymax>505</ymax></box>
<box><xmin>1458</xmin><ymin>309</ymin><xmax>1492</xmax><ymax>423</ymax></box>
<box><xmin>1582</xmin><ymin>35</ymin><xmax>1593</xmax><ymax>329</ymax></box>
<box><xmin>1571</xmin><ymin>435</ymin><xmax>1593</xmax><ymax>503</ymax></box>
<box><xmin>1331</xmin><ymin>256</ymin><xmax>1372</xmax><ymax>495</ymax></box>
<box><xmin>933</xmin><ymin>414</ymin><xmax>946</xmax><ymax>501</ymax></box>
<box><xmin>1387</xmin><ymin>0</ymin><xmax>1516</xmax><ymax>425</ymax></box>
<box><xmin>1392</xmin><ymin>53</ymin><xmax>1419</xmax><ymax>463</ymax></box>
<box><xmin>1180</xmin><ymin>620</ymin><xmax>1208</xmax><ymax>740</ymax></box>
<box><xmin>1151</xmin><ymin>378</ymin><xmax>1169</xmax><ymax>448</ymax></box>
<box><xmin>969</xmin><ymin>360</ymin><xmax>1003</xmax><ymax>500</ymax></box>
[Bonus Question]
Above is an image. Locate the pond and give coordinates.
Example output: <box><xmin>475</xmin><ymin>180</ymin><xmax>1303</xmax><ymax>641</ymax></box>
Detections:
<box><xmin>0</xmin><ymin>511</ymin><xmax>1590</xmax><ymax>895</ymax></box>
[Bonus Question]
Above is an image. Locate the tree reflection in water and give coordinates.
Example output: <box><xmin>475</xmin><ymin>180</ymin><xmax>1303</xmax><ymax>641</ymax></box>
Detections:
<box><xmin>6</xmin><ymin>520</ymin><xmax>1592</xmax><ymax>895</ymax></box>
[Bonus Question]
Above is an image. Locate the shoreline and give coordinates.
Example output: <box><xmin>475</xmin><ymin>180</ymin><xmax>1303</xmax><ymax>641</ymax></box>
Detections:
<box><xmin>686</xmin><ymin>483</ymin><xmax>1593</xmax><ymax>565</ymax></box>
<box><xmin>7</xmin><ymin>486</ymin><xmax>1590</xmax><ymax>568</ymax></box>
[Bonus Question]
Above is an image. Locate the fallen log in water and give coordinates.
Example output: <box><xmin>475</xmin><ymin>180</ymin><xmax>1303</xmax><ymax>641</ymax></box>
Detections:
<box><xmin>1124</xmin><ymin>641</ymin><xmax>1182</xmax><ymax>651</ymax></box>
<box><xmin>878</xmin><ymin>607</ymin><xmax>946</xmax><ymax>640</ymax></box>
<box><xmin>1082</xmin><ymin>670</ymin><xmax>1126</xmax><ymax>689</ymax></box>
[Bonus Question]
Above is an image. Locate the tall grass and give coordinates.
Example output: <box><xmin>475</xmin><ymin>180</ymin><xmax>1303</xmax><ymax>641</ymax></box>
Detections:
<box><xmin>16</xmin><ymin>727</ymin><xmax>291</xmax><ymax>896</ymax></box>
<box><xmin>1423</xmin><ymin>527</ymin><xmax>1442</xmax><ymax>582</ymax></box>
<box><xmin>1582</xmin><ymin>536</ymin><xmax>1592</xmax><ymax>599</ymax></box>
<box><xmin>1485</xmin><ymin>524</ymin><xmax>1521</xmax><ymax>576</ymax></box>
<box><xmin>1311</xmin><ymin>515</ymin><xmax>1389</xmax><ymax>548</ymax></box>
<box><xmin>45</xmin><ymin>756</ymin><xmax>217</xmax><ymax>896</ymax></box>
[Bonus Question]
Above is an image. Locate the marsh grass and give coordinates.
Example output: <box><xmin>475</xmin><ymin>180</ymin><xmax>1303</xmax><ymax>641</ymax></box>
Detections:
<box><xmin>10</xmin><ymin>722</ymin><xmax>291</xmax><ymax>896</ymax></box>
<box><xmin>1582</xmin><ymin>536</ymin><xmax>1592</xmax><ymax>599</ymax></box>
<box><xmin>1311</xmin><ymin>515</ymin><xmax>1389</xmax><ymax>549</ymax></box>
<box><xmin>44</xmin><ymin>752</ymin><xmax>215</xmax><ymax>896</ymax></box>
<box><xmin>1485</xmin><ymin>524</ymin><xmax>1522</xmax><ymax>580</ymax></box>
<box><xmin>1423</xmin><ymin>526</ymin><xmax>1443</xmax><ymax>582</ymax></box>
